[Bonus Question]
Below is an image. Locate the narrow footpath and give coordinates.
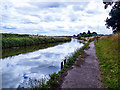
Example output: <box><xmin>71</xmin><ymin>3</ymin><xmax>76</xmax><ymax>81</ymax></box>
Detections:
<box><xmin>61</xmin><ymin>41</ymin><xmax>104</xmax><ymax>88</ymax></box>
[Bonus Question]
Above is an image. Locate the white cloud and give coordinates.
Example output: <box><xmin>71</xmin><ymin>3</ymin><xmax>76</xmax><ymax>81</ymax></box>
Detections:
<box><xmin>0</xmin><ymin>0</ymin><xmax>113</xmax><ymax>35</ymax></box>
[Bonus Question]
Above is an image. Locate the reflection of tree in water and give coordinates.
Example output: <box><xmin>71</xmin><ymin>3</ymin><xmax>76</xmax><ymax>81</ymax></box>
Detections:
<box><xmin>2</xmin><ymin>42</ymin><xmax>64</xmax><ymax>59</ymax></box>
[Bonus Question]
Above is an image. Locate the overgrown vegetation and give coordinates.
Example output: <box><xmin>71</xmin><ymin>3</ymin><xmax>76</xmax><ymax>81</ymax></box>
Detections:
<box><xmin>95</xmin><ymin>33</ymin><xmax>119</xmax><ymax>88</ymax></box>
<box><xmin>29</xmin><ymin>39</ymin><xmax>94</xmax><ymax>89</ymax></box>
<box><xmin>2</xmin><ymin>33</ymin><xmax>71</xmax><ymax>49</ymax></box>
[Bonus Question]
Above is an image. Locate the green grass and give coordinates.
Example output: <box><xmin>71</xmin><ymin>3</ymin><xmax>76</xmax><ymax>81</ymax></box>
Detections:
<box><xmin>2</xmin><ymin>33</ymin><xmax>71</xmax><ymax>48</ymax></box>
<box><xmin>94</xmin><ymin>33</ymin><xmax>119</xmax><ymax>88</ymax></box>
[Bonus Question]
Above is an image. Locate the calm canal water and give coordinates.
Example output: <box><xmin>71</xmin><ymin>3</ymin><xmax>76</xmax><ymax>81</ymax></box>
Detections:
<box><xmin>1</xmin><ymin>39</ymin><xmax>84</xmax><ymax>88</ymax></box>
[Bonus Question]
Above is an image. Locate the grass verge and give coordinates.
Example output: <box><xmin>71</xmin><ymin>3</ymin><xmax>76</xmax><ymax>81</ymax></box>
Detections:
<box><xmin>94</xmin><ymin>33</ymin><xmax>119</xmax><ymax>88</ymax></box>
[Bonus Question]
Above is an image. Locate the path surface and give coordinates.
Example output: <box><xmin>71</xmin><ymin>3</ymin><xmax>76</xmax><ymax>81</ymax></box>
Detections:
<box><xmin>61</xmin><ymin>41</ymin><xmax>104</xmax><ymax>88</ymax></box>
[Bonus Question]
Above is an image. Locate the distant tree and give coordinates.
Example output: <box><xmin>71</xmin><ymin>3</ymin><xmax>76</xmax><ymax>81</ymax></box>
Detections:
<box><xmin>84</xmin><ymin>34</ymin><xmax>88</xmax><ymax>37</ymax></box>
<box><xmin>73</xmin><ymin>34</ymin><xmax>76</xmax><ymax>37</ymax></box>
<box><xmin>87</xmin><ymin>30</ymin><xmax>92</xmax><ymax>37</ymax></box>
<box><xmin>83</xmin><ymin>32</ymin><xmax>86</xmax><ymax>35</ymax></box>
<box><xmin>92</xmin><ymin>32</ymin><xmax>97</xmax><ymax>36</ymax></box>
<box><xmin>87</xmin><ymin>30</ymin><xmax>91</xmax><ymax>34</ymax></box>
<box><xmin>77</xmin><ymin>34</ymin><xmax>80</xmax><ymax>37</ymax></box>
<box><xmin>103</xmin><ymin>1</ymin><xmax>120</xmax><ymax>33</ymax></box>
<box><xmin>77</xmin><ymin>36</ymin><xmax>81</xmax><ymax>39</ymax></box>
<box><xmin>80</xmin><ymin>33</ymin><xmax>82</xmax><ymax>35</ymax></box>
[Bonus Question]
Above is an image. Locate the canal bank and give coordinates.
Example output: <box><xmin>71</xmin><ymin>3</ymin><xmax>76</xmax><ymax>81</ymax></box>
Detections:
<box><xmin>61</xmin><ymin>41</ymin><xmax>104</xmax><ymax>88</ymax></box>
<box><xmin>32</xmin><ymin>39</ymin><xmax>94</xmax><ymax>88</ymax></box>
<box><xmin>1</xmin><ymin>38</ymin><xmax>83</xmax><ymax>88</ymax></box>
<box><xmin>2</xmin><ymin>33</ymin><xmax>71</xmax><ymax>49</ymax></box>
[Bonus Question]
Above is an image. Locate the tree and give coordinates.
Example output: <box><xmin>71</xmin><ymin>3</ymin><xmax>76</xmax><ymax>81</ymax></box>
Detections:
<box><xmin>73</xmin><ymin>34</ymin><xmax>76</xmax><ymax>37</ymax></box>
<box><xmin>82</xmin><ymin>32</ymin><xmax>86</xmax><ymax>35</ymax></box>
<box><xmin>87</xmin><ymin>30</ymin><xmax>92</xmax><ymax>37</ymax></box>
<box><xmin>87</xmin><ymin>30</ymin><xmax>91</xmax><ymax>34</ymax></box>
<box><xmin>92</xmin><ymin>32</ymin><xmax>97</xmax><ymax>36</ymax></box>
<box><xmin>103</xmin><ymin>1</ymin><xmax>120</xmax><ymax>33</ymax></box>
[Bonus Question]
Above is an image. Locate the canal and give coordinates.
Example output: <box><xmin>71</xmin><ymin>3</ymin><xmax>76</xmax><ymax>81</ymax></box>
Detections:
<box><xmin>1</xmin><ymin>39</ymin><xmax>84</xmax><ymax>88</ymax></box>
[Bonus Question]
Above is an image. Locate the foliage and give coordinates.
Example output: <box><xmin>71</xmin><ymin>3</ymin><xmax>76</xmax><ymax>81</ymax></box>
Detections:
<box><xmin>77</xmin><ymin>30</ymin><xmax>97</xmax><ymax>38</ymax></box>
<box><xmin>94</xmin><ymin>33</ymin><xmax>119</xmax><ymax>88</ymax></box>
<box><xmin>28</xmin><ymin>77</ymin><xmax>48</xmax><ymax>89</ymax></box>
<box><xmin>47</xmin><ymin>72</ymin><xmax>59</xmax><ymax>88</ymax></box>
<box><xmin>2</xmin><ymin>33</ymin><xmax>71</xmax><ymax>48</ymax></box>
<box><xmin>103</xmin><ymin>1</ymin><xmax>120</xmax><ymax>32</ymax></box>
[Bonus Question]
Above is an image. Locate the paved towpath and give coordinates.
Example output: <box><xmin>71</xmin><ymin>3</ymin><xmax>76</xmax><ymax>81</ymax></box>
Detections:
<box><xmin>61</xmin><ymin>41</ymin><xmax>104</xmax><ymax>88</ymax></box>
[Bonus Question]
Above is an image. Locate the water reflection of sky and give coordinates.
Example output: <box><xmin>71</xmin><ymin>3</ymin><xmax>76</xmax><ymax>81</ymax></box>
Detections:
<box><xmin>1</xmin><ymin>39</ymin><xmax>84</xmax><ymax>88</ymax></box>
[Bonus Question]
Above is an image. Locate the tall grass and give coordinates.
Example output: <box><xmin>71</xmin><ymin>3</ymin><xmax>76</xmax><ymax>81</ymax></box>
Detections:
<box><xmin>95</xmin><ymin>33</ymin><xmax>119</xmax><ymax>88</ymax></box>
<box><xmin>2</xmin><ymin>33</ymin><xmax>71</xmax><ymax>48</ymax></box>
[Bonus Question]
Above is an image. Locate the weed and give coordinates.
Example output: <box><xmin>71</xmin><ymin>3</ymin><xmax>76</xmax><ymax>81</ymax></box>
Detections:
<box><xmin>46</xmin><ymin>72</ymin><xmax>59</xmax><ymax>88</ymax></box>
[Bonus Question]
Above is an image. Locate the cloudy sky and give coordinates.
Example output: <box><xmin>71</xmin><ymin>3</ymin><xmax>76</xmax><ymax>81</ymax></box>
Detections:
<box><xmin>0</xmin><ymin>0</ymin><xmax>113</xmax><ymax>36</ymax></box>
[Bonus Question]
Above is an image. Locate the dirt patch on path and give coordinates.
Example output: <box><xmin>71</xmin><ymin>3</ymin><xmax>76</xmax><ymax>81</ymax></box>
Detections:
<box><xmin>61</xmin><ymin>41</ymin><xmax>104</xmax><ymax>88</ymax></box>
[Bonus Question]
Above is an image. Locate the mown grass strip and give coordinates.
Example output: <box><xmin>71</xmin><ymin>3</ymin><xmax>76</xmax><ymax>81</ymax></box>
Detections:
<box><xmin>94</xmin><ymin>33</ymin><xmax>119</xmax><ymax>89</ymax></box>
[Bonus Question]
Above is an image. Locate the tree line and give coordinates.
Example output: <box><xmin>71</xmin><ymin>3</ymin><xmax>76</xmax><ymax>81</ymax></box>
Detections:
<box><xmin>73</xmin><ymin>30</ymin><xmax>97</xmax><ymax>39</ymax></box>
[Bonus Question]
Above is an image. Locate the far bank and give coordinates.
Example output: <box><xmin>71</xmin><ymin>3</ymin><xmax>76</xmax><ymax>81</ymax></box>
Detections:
<box><xmin>2</xmin><ymin>33</ymin><xmax>71</xmax><ymax>49</ymax></box>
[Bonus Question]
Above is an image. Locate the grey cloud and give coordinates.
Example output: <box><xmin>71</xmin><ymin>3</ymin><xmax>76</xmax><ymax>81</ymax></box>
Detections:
<box><xmin>86</xmin><ymin>10</ymin><xmax>102</xmax><ymax>15</ymax></box>
<box><xmin>72</xmin><ymin>2</ymin><xmax>88</xmax><ymax>11</ymax></box>
<box><xmin>2</xmin><ymin>1</ymin><xmax>13</xmax><ymax>10</ymax></box>
<box><xmin>20</xmin><ymin>19</ymin><xmax>38</xmax><ymax>24</ymax></box>
<box><xmin>28</xmin><ymin>2</ymin><xmax>65</xmax><ymax>9</ymax></box>
<box><xmin>22</xmin><ymin>21</ymin><xmax>38</xmax><ymax>24</ymax></box>
<box><xmin>31</xmin><ymin>15</ymin><xmax>41</xmax><ymax>18</ymax></box>
<box><xmin>57</xmin><ymin>26</ymin><xmax>64</xmax><ymax>28</ymax></box>
<box><xmin>2</xmin><ymin>15</ymin><xmax>9</xmax><ymax>23</ymax></box>
<box><xmin>1</xmin><ymin>0</ymin><xmax>112</xmax><ymax>35</ymax></box>
<box><xmin>15</xmin><ymin>6</ymin><xmax>39</xmax><ymax>15</ymax></box>
<box><xmin>43</xmin><ymin>16</ymin><xmax>54</xmax><ymax>22</ymax></box>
